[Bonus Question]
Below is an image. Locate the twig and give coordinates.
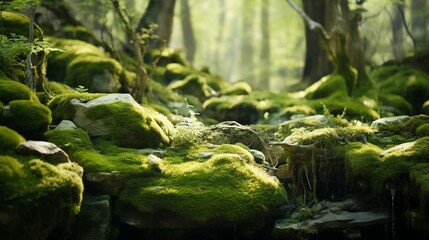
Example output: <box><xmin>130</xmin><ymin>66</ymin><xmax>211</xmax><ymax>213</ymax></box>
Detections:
<box><xmin>285</xmin><ymin>0</ymin><xmax>330</xmax><ymax>40</ymax></box>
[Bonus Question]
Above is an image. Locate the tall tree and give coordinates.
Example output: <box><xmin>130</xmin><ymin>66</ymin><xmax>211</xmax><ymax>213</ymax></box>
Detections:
<box><xmin>240</xmin><ymin>0</ymin><xmax>256</xmax><ymax>82</ymax></box>
<box><xmin>180</xmin><ymin>0</ymin><xmax>196</xmax><ymax>65</ymax></box>
<box><xmin>138</xmin><ymin>0</ymin><xmax>176</xmax><ymax>49</ymax></box>
<box><xmin>300</xmin><ymin>0</ymin><xmax>334</xmax><ymax>86</ymax></box>
<box><xmin>288</xmin><ymin>0</ymin><xmax>366</xmax><ymax>96</ymax></box>
<box><xmin>259</xmin><ymin>0</ymin><xmax>271</xmax><ymax>89</ymax></box>
<box><xmin>214</xmin><ymin>0</ymin><xmax>226</xmax><ymax>74</ymax></box>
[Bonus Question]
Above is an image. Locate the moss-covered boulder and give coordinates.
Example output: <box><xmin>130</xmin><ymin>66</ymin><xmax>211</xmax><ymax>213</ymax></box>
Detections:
<box><xmin>48</xmin><ymin>93</ymin><xmax>174</xmax><ymax>148</ymax></box>
<box><xmin>163</xmin><ymin>63</ymin><xmax>194</xmax><ymax>84</ymax></box>
<box><xmin>372</xmin><ymin>65</ymin><xmax>429</xmax><ymax>113</ymax></box>
<box><xmin>118</xmin><ymin>143</ymin><xmax>287</xmax><ymax>227</ymax></box>
<box><xmin>47</xmin><ymin>38</ymin><xmax>126</xmax><ymax>93</ymax></box>
<box><xmin>0</xmin><ymin>11</ymin><xmax>43</xmax><ymax>40</ymax></box>
<box><xmin>220</xmin><ymin>81</ymin><xmax>253</xmax><ymax>96</ymax></box>
<box><xmin>0</xmin><ymin>156</ymin><xmax>83</xmax><ymax>239</ymax></box>
<box><xmin>423</xmin><ymin>100</ymin><xmax>429</xmax><ymax>115</ymax></box>
<box><xmin>1</xmin><ymin>100</ymin><xmax>52</xmax><ymax>139</ymax></box>
<box><xmin>0</xmin><ymin>126</ymin><xmax>25</xmax><ymax>153</ymax></box>
<box><xmin>304</xmin><ymin>74</ymin><xmax>348</xmax><ymax>99</ymax></box>
<box><xmin>0</xmin><ymin>79</ymin><xmax>33</xmax><ymax>104</ymax></box>
<box><xmin>168</xmin><ymin>74</ymin><xmax>214</xmax><ymax>102</ymax></box>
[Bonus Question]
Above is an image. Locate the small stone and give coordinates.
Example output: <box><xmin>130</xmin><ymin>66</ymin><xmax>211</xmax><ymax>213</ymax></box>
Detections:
<box><xmin>16</xmin><ymin>140</ymin><xmax>70</xmax><ymax>164</ymax></box>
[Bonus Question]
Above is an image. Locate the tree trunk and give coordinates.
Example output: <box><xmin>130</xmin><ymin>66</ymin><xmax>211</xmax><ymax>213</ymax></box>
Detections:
<box><xmin>180</xmin><ymin>0</ymin><xmax>196</xmax><ymax>65</ymax></box>
<box><xmin>291</xmin><ymin>0</ymin><xmax>366</xmax><ymax>95</ymax></box>
<box><xmin>240</xmin><ymin>0</ymin><xmax>255</xmax><ymax>82</ymax></box>
<box><xmin>259</xmin><ymin>0</ymin><xmax>270</xmax><ymax>89</ymax></box>
<box><xmin>138</xmin><ymin>0</ymin><xmax>176</xmax><ymax>49</ymax></box>
<box><xmin>301</xmin><ymin>0</ymin><xmax>334</xmax><ymax>85</ymax></box>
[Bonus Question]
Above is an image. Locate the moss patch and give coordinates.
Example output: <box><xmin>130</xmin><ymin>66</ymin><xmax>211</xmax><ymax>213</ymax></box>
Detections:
<box><xmin>0</xmin><ymin>155</ymin><xmax>83</xmax><ymax>214</ymax></box>
<box><xmin>372</xmin><ymin>65</ymin><xmax>429</xmax><ymax>113</ymax></box>
<box><xmin>0</xmin><ymin>11</ymin><xmax>43</xmax><ymax>40</ymax></box>
<box><xmin>119</xmin><ymin>150</ymin><xmax>287</xmax><ymax>224</ymax></box>
<box><xmin>45</xmin><ymin>128</ymin><xmax>153</xmax><ymax>175</ymax></box>
<box><xmin>48</xmin><ymin>92</ymin><xmax>105</xmax><ymax>123</ymax></box>
<box><xmin>86</xmin><ymin>101</ymin><xmax>175</xmax><ymax>148</ymax></box>
<box><xmin>0</xmin><ymin>80</ymin><xmax>32</xmax><ymax>104</ymax></box>
<box><xmin>4</xmin><ymin>100</ymin><xmax>52</xmax><ymax>138</ymax></box>
<box><xmin>0</xmin><ymin>126</ymin><xmax>25</xmax><ymax>153</ymax></box>
<box><xmin>304</xmin><ymin>74</ymin><xmax>348</xmax><ymax>99</ymax></box>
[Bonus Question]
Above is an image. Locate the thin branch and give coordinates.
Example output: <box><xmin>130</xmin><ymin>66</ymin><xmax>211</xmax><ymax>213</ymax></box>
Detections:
<box><xmin>285</xmin><ymin>0</ymin><xmax>330</xmax><ymax>40</ymax></box>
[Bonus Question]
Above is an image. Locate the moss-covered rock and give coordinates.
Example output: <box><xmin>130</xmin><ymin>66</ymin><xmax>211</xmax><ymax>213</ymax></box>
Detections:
<box><xmin>49</xmin><ymin>93</ymin><xmax>174</xmax><ymax>148</ymax></box>
<box><xmin>0</xmin><ymin>156</ymin><xmax>83</xmax><ymax>239</ymax></box>
<box><xmin>343</xmin><ymin>142</ymin><xmax>382</xmax><ymax>192</ymax></box>
<box><xmin>168</xmin><ymin>74</ymin><xmax>214</xmax><ymax>102</ymax></box>
<box><xmin>304</xmin><ymin>74</ymin><xmax>348</xmax><ymax>99</ymax></box>
<box><xmin>65</xmin><ymin>54</ymin><xmax>123</xmax><ymax>92</ymax></box>
<box><xmin>47</xmin><ymin>38</ymin><xmax>125</xmax><ymax>93</ymax></box>
<box><xmin>220</xmin><ymin>81</ymin><xmax>253</xmax><ymax>96</ymax></box>
<box><xmin>416</xmin><ymin>123</ymin><xmax>429</xmax><ymax>137</ymax></box>
<box><xmin>146</xmin><ymin>48</ymin><xmax>187</xmax><ymax>67</ymax></box>
<box><xmin>0</xmin><ymin>11</ymin><xmax>43</xmax><ymax>40</ymax></box>
<box><xmin>2</xmin><ymin>100</ymin><xmax>52</xmax><ymax>139</ymax></box>
<box><xmin>0</xmin><ymin>79</ymin><xmax>33</xmax><ymax>104</ymax></box>
<box><xmin>378</xmin><ymin>94</ymin><xmax>413</xmax><ymax>116</ymax></box>
<box><xmin>118</xmin><ymin>145</ymin><xmax>287</xmax><ymax>225</ymax></box>
<box><xmin>372</xmin><ymin>65</ymin><xmax>429</xmax><ymax>113</ymax></box>
<box><xmin>0</xmin><ymin>126</ymin><xmax>25</xmax><ymax>153</ymax></box>
<box><xmin>47</xmin><ymin>92</ymin><xmax>105</xmax><ymax>123</ymax></box>
<box><xmin>163</xmin><ymin>63</ymin><xmax>194</xmax><ymax>84</ymax></box>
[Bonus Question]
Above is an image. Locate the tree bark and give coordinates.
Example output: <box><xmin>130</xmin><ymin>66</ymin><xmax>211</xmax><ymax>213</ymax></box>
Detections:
<box><xmin>301</xmin><ymin>0</ymin><xmax>334</xmax><ymax>85</ymax></box>
<box><xmin>138</xmin><ymin>0</ymin><xmax>176</xmax><ymax>49</ymax></box>
<box><xmin>180</xmin><ymin>0</ymin><xmax>196</xmax><ymax>65</ymax></box>
<box><xmin>259</xmin><ymin>0</ymin><xmax>271</xmax><ymax>89</ymax></box>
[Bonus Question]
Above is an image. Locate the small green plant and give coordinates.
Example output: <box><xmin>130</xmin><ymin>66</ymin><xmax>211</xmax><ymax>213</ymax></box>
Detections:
<box><xmin>75</xmin><ymin>85</ymin><xmax>88</xmax><ymax>93</ymax></box>
<box><xmin>172</xmin><ymin>98</ymin><xmax>205</xmax><ymax>148</ymax></box>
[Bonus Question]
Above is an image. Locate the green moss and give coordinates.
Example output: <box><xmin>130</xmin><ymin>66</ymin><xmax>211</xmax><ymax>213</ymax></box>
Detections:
<box><xmin>410</xmin><ymin>163</ymin><xmax>429</xmax><ymax>198</ymax></box>
<box><xmin>86</xmin><ymin>101</ymin><xmax>175</xmax><ymax>148</ymax></box>
<box><xmin>163</xmin><ymin>63</ymin><xmax>194</xmax><ymax>84</ymax></box>
<box><xmin>146</xmin><ymin>48</ymin><xmax>187</xmax><ymax>67</ymax></box>
<box><xmin>62</xmin><ymin>25</ymin><xmax>94</xmax><ymax>42</ymax></box>
<box><xmin>47</xmin><ymin>92</ymin><xmax>105</xmax><ymax>123</ymax></box>
<box><xmin>343</xmin><ymin>142</ymin><xmax>382</xmax><ymax>192</ymax></box>
<box><xmin>416</xmin><ymin>123</ymin><xmax>429</xmax><ymax>137</ymax></box>
<box><xmin>45</xmin><ymin>128</ymin><xmax>154</xmax><ymax>175</ymax></box>
<box><xmin>65</xmin><ymin>54</ymin><xmax>123</xmax><ymax>92</ymax></box>
<box><xmin>45</xmin><ymin>81</ymin><xmax>77</xmax><ymax>95</ymax></box>
<box><xmin>0</xmin><ymin>156</ymin><xmax>83</xmax><ymax>215</ymax></box>
<box><xmin>378</xmin><ymin>94</ymin><xmax>413</xmax><ymax>116</ymax></box>
<box><xmin>372</xmin><ymin>65</ymin><xmax>429</xmax><ymax>112</ymax></box>
<box><xmin>0</xmin><ymin>11</ymin><xmax>43</xmax><ymax>40</ymax></box>
<box><xmin>46</xmin><ymin>37</ymin><xmax>109</xmax><ymax>82</ymax></box>
<box><xmin>0</xmin><ymin>126</ymin><xmax>25</xmax><ymax>153</ymax></box>
<box><xmin>168</xmin><ymin>74</ymin><xmax>213</xmax><ymax>101</ymax></box>
<box><xmin>0</xmin><ymin>80</ymin><xmax>32</xmax><ymax>104</ymax></box>
<box><xmin>304</xmin><ymin>74</ymin><xmax>348</xmax><ymax>99</ymax></box>
<box><xmin>382</xmin><ymin>137</ymin><xmax>429</xmax><ymax>164</ymax></box>
<box><xmin>374</xmin><ymin>115</ymin><xmax>429</xmax><ymax>137</ymax></box>
<box><xmin>308</xmin><ymin>94</ymin><xmax>380</xmax><ymax>121</ymax></box>
<box><xmin>220</xmin><ymin>81</ymin><xmax>252</xmax><ymax>96</ymax></box>
<box><xmin>423</xmin><ymin>100</ymin><xmax>429</xmax><ymax>114</ymax></box>
<box><xmin>119</xmin><ymin>151</ymin><xmax>287</xmax><ymax>224</ymax></box>
<box><xmin>5</xmin><ymin>100</ymin><xmax>52</xmax><ymax>138</ymax></box>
